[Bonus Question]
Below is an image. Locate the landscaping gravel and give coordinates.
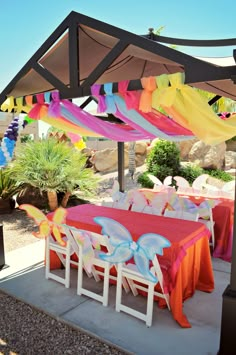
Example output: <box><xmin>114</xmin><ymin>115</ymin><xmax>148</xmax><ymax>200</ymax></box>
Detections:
<box><xmin>0</xmin><ymin>290</ymin><xmax>128</xmax><ymax>355</ymax></box>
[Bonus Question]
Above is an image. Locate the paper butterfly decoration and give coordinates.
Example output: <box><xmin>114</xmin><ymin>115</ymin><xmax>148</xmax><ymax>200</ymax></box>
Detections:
<box><xmin>19</xmin><ymin>204</ymin><xmax>67</xmax><ymax>246</ymax></box>
<box><xmin>108</xmin><ymin>180</ymin><xmax>122</xmax><ymax>201</ymax></box>
<box><xmin>180</xmin><ymin>198</ymin><xmax>220</xmax><ymax>218</ymax></box>
<box><xmin>128</xmin><ymin>189</ymin><xmax>148</xmax><ymax>212</ymax></box>
<box><xmin>94</xmin><ymin>216</ymin><xmax>171</xmax><ymax>283</ymax></box>
<box><xmin>129</xmin><ymin>189</ymin><xmax>168</xmax><ymax>215</ymax></box>
<box><xmin>146</xmin><ymin>192</ymin><xmax>169</xmax><ymax>215</ymax></box>
<box><xmin>166</xmin><ymin>191</ymin><xmax>184</xmax><ymax>211</ymax></box>
<box><xmin>108</xmin><ymin>180</ymin><xmax>129</xmax><ymax>209</ymax></box>
<box><xmin>73</xmin><ymin>229</ymin><xmax>101</xmax><ymax>273</ymax></box>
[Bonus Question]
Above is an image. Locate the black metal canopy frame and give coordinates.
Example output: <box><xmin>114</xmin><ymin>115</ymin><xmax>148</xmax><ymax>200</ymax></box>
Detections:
<box><xmin>0</xmin><ymin>11</ymin><xmax>235</xmax><ymax>353</ymax></box>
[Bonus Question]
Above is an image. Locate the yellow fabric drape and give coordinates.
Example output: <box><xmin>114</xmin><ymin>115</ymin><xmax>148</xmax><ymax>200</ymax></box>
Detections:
<box><xmin>152</xmin><ymin>72</ymin><xmax>236</xmax><ymax>145</ymax></box>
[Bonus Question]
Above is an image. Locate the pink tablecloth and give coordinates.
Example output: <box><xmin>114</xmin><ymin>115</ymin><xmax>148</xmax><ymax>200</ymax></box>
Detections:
<box><xmin>141</xmin><ymin>189</ymin><xmax>234</xmax><ymax>262</ymax></box>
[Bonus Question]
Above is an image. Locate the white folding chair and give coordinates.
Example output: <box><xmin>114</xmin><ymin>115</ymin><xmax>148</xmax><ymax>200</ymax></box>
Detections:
<box><xmin>116</xmin><ymin>254</ymin><xmax>170</xmax><ymax>327</ymax></box>
<box><xmin>198</xmin><ymin>208</ymin><xmax>215</xmax><ymax>249</ymax></box>
<box><xmin>222</xmin><ymin>180</ymin><xmax>235</xmax><ymax>193</ymax></box>
<box><xmin>62</xmin><ymin>224</ymin><xmax>130</xmax><ymax>306</ymax></box>
<box><xmin>192</xmin><ymin>174</ymin><xmax>210</xmax><ymax>190</ymax></box>
<box><xmin>173</xmin><ymin>176</ymin><xmax>190</xmax><ymax>189</ymax></box>
<box><xmin>45</xmin><ymin>229</ymin><xmax>77</xmax><ymax>288</ymax></box>
<box><xmin>93</xmin><ymin>217</ymin><xmax>171</xmax><ymax>326</ymax></box>
<box><xmin>164</xmin><ymin>209</ymin><xmax>199</xmax><ymax>221</ymax></box>
<box><xmin>147</xmin><ymin>174</ymin><xmax>172</xmax><ymax>190</ymax></box>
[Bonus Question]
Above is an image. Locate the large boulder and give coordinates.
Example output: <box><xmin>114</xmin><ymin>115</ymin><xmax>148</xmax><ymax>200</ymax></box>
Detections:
<box><xmin>90</xmin><ymin>142</ymin><xmax>148</xmax><ymax>173</ymax></box>
<box><xmin>90</xmin><ymin>148</ymin><xmax>129</xmax><ymax>173</ymax></box>
<box><xmin>176</xmin><ymin>138</ymin><xmax>199</xmax><ymax>160</ymax></box>
<box><xmin>225</xmin><ymin>151</ymin><xmax>236</xmax><ymax>169</ymax></box>
<box><xmin>188</xmin><ymin>141</ymin><xmax>226</xmax><ymax>169</ymax></box>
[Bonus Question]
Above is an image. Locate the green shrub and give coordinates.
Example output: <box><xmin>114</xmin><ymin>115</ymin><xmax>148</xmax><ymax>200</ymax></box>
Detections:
<box><xmin>138</xmin><ymin>139</ymin><xmax>234</xmax><ymax>188</ymax></box>
<box><xmin>206</xmin><ymin>169</ymin><xmax>234</xmax><ymax>182</ymax></box>
<box><xmin>137</xmin><ymin>172</ymin><xmax>155</xmax><ymax>188</ymax></box>
<box><xmin>179</xmin><ymin>164</ymin><xmax>233</xmax><ymax>184</ymax></box>
<box><xmin>146</xmin><ymin>140</ymin><xmax>180</xmax><ymax>181</ymax></box>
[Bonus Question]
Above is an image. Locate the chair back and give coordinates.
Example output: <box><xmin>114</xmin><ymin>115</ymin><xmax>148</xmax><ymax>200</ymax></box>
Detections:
<box><xmin>164</xmin><ymin>209</ymin><xmax>199</xmax><ymax>221</ymax></box>
<box><xmin>61</xmin><ymin>224</ymin><xmax>111</xmax><ymax>272</ymax></box>
<box><xmin>222</xmin><ymin>180</ymin><xmax>235</xmax><ymax>193</ymax></box>
<box><xmin>173</xmin><ymin>176</ymin><xmax>190</xmax><ymax>188</ymax></box>
<box><xmin>192</xmin><ymin>174</ymin><xmax>210</xmax><ymax>190</ymax></box>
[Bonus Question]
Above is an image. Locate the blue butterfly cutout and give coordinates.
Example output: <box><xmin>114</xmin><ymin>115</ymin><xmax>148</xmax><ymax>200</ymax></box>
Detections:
<box><xmin>94</xmin><ymin>216</ymin><xmax>171</xmax><ymax>283</ymax></box>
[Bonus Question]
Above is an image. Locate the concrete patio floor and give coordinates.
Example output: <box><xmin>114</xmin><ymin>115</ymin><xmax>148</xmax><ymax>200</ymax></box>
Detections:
<box><xmin>0</xmin><ymin>240</ymin><xmax>231</xmax><ymax>355</ymax></box>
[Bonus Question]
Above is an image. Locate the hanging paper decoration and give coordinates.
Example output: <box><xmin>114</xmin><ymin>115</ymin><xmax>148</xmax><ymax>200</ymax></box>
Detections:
<box><xmin>0</xmin><ymin>116</ymin><xmax>20</xmax><ymax>167</ymax></box>
<box><xmin>0</xmin><ymin>114</ymin><xmax>35</xmax><ymax>167</ymax></box>
<box><xmin>66</xmin><ymin>131</ymin><xmax>86</xmax><ymax>150</ymax></box>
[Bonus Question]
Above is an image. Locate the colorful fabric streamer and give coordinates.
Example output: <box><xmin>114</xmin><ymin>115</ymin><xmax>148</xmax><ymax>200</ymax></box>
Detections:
<box><xmin>152</xmin><ymin>72</ymin><xmax>236</xmax><ymax>145</ymax></box>
<box><xmin>93</xmin><ymin>83</ymin><xmax>194</xmax><ymax>142</ymax></box>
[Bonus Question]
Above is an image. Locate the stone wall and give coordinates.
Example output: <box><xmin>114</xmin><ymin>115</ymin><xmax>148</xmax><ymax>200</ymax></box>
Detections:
<box><xmin>85</xmin><ymin>138</ymin><xmax>236</xmax><ymax>173</ymax></box>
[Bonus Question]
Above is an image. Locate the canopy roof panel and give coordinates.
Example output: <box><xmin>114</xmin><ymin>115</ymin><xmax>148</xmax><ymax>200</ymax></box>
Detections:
<box><xmin>0</xmin><ymin>11</ymin><xmax>235</xmax><ymax>105</ymax></box>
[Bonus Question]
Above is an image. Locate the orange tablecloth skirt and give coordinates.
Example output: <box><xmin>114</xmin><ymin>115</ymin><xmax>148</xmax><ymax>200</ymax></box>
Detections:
<box><xmin>47</xmin><ymin>222</ymin><xmax>214</xmax><ymax>328</ymax></box>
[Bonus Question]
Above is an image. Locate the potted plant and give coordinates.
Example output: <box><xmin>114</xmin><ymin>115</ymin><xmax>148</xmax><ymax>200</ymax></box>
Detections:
<box><xmin>9</xmin><ymin>137</ymin><xmax>100</xmax><ymax>211</ymax></box>
<box><xmin>0</xmin><ymin>168</ymin><xmax>22</xmax><ymax>214</ymax></box>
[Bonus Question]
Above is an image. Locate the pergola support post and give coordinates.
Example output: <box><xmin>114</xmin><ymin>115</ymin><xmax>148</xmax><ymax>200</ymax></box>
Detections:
<box><xmin>117</xmin><ymin>142</ymin><xmax>125</xmax><ymax>192</ymax></box>
<box><xmin>218</xmin><ymin>179</ymin><xmax>236</xmax><ymax>354</ymax></box>
<box><xmin>0</xmin><ymin>224</ymin><xmax>7</xmax><ymax>270</ymax></box>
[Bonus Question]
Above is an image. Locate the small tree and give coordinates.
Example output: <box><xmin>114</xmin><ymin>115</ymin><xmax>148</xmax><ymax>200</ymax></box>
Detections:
<box><xmin>10</xmin><ymin>138</ymin><xmax>100</xmax><ymax>211</ymax></box>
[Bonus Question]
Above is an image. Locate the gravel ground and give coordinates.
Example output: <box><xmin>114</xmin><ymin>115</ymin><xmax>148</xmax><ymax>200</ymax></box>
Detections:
<box><xmin>0</xmin><ymin>171</ymin><xmax>141</xmax><ymax>355</ymax></box>
<box><xmin>1</xmin><ymin>208</ymin><xmax>39</xmax><ymax>253</ymax></box>
<box><xmin>0</xmin><ymin>290</ymin><xmax>128</xmax><ymax>355</ymax></box>
<box><xmin>1</xmin><ymin>209</ymin><xmax>129</xmax><ymax>355</ymax></box>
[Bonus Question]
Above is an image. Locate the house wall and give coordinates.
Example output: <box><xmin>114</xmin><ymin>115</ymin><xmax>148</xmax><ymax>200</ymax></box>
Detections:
<box><xmin>0</xmin><ymin>112</ymin><xmax>39</xmax><ymax>140</ymax></box>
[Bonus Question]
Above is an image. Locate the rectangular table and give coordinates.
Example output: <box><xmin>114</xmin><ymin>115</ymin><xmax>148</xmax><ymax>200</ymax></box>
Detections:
<box><xmin>140</xmin><ymin>188</ymin><xmax>234</xmax><ymax>262</ymax></box>
<box><xmin>49</xmin><ymin>204</ymin><xmax>214</xmax><ymax>328</ymax></box>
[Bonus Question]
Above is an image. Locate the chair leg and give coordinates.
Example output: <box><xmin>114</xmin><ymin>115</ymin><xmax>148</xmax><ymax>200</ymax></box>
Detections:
<box><xmin>115</xmin><ymin>264</ymin><xmax>123</xmax><ymax>312</ymax></box>
<box><xmin>65</xmin><ymin>241</ymin><xmax>71</xmax><ymax>288</ymax></box>
<box><xmin>77</xmin><ymin>252</ymin><xmax>83</xmax><ymax>296</ymax></box>
<box><xmin>102</xmin><ymin>264</ymin><xmax>110</xmax><ymax>306</ymax></box>
<box><xmin>127</xmin><ymin>278</ymin><xmax>139</xmax><ymax>296</ymax></box>
<box><xmin>211</xmin><ymin>222</ymin><xmax>215</xmax><ymax>250</ymax></box>
<box><xmin>146</xmin><ymin>283</ymin><xmax>154</xmax><ymax>327</ymax></box>
<box><xmin>45</xmin><ymin>238</ymin><xmax>50</xmax><ymax>280</ymax></box>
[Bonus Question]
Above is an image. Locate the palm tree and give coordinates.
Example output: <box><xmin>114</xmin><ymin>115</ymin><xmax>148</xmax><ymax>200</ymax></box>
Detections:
<box><xmin>128</xmin><ymin>141</ymin><xmax>136</xmax><ymax>179</ymax></box>
<box><xmin>9</xmin><ymin>138</ymin><xmax>100</xmax><ymax>211</ymax></box>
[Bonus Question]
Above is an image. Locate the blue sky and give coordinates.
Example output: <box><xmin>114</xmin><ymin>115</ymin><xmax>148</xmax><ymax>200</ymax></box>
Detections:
<box><xmin>0</xmin><ymin>0</ymin><xmax>235</xmax><ymax>92</ymax></box>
